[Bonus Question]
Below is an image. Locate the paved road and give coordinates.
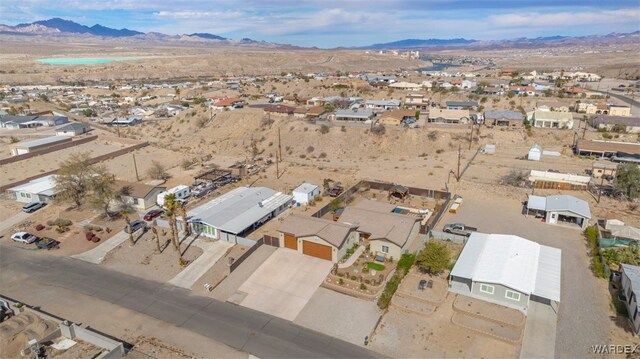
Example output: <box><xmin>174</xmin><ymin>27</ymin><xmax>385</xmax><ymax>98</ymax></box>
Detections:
<box><xmin>0</xmin><ymin>245</ymin><xmax>382</xmax><ymax>358</ymax></box>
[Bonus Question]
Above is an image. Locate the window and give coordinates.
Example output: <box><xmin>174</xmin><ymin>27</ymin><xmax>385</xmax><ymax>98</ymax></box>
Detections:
<box><xmin>479</xmin><ymin>284</ymin><xmax>494</xmax><ymax>295</ymax></box>
<box><xmin>506</xmin><ymin>290</ymin><xmax>521</xmax><ymax>301</ymax></box>
<box><xmin>381</xmin><ymin>245</ymin><xmax>389</xmax><ymax>253</ymax></box>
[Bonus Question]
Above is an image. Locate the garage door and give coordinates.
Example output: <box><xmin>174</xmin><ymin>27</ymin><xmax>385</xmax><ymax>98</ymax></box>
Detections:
<box><xmin>302</xmin><ymin>241</ymin><xmax>332</xmax><ymax>261</ymax></box>
<box><xmin>284</xmin><ymin>234</ymin><xmax>298</xmax><ymax>250</ymax></box>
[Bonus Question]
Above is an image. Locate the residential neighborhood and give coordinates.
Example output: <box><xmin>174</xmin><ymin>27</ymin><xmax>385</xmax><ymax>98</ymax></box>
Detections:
<box><xmin>1</xmin><ymin>3</ymin><xmax>640</xmax><ymax>359</ymax></box>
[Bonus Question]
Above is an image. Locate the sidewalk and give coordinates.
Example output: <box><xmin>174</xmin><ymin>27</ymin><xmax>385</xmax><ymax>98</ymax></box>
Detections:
<box><xmin>168</xmin><ymin>239</ymin><xmax>235</xmax><ymax>289</ymax></box>
<box><xmin>71</xmin><ymin>231</ymin><xmax>129</xmax><ymax>264</ymax></box>
<box><xmin>520</xmin><ymin>301</ymin><xmax>557</xmax><ymax>359</ymax></box>
<box><xmin>338</xmin><ymin>245</ymin><xmax>364</xmax><ymax>269</ymax></box>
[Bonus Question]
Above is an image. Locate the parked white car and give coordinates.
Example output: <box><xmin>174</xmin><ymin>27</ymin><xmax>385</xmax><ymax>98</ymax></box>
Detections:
<box><xmin>11</xmin><ymin>232</ymin><xmax>38</xmax><ymax>244</ymax></box>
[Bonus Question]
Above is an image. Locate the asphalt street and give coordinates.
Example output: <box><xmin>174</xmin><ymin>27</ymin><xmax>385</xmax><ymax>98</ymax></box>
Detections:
<box><xmin>0</xmin><ymin>244</ymin><xmax>383</xmax><ymax>358</ymax></box>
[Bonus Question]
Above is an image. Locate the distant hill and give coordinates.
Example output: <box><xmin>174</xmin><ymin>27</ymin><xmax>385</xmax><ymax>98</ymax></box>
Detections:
<box><xmin>366</xmin><ymin>38</ymin><xmax>477</xmax><ymax>49</ymax></box>
<box><xmin>188</xmin><ymin>33</ymin><xmax>227</xmax><ymax>41</ymax></box>
<box><xmin>15</xmin><ymin>18</ymin><xmax>143</xmax><ymax>37</ymax></box>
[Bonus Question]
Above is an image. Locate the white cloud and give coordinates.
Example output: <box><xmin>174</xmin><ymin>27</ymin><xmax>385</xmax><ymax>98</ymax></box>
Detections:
<box><xmin>487</xmin><ymin>8</ymin><xmax>640</xmax><ymax>28</ymax></box>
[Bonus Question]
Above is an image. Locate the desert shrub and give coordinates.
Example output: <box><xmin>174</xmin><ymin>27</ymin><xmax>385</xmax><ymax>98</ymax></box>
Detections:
<box><xmin>299</xmin><ymin>154</ymin><xmax>306</xmax><ymax>159</ymax></box>
<box><xmin>46</xmin><ymin>220</ymin><xmax>54</xmax><ymax>226</ymax></box>
<box><xmin>181</xmin><ymin>159</ymin><xmax>194</xmax><ymax>170</ymax></box>
<box><xmin>435</xmin><ymin>149</ymin><xmax>444</xmax><ymax>154</ymax></box>
<box><xmin>502</xmin><ymin>169</ymin><xmax>528</xmax><ymax>187</ymax></box>
<box><xmin>85</xmin><ymin>231</ymin><xmax>95</xmax><ymax>240</ymax></box>
<box><xmin>360</xmin><ymin>283</ymin><xmax>368</xmax><ymax>290</ymax></box>
<box><xmin>319</xmin><ymin>125</ymin><xmax>330</xmax><ymax>134</ymax></box>
<box><xmin>92</xmin><ymin>237</ymin><xmax>101</xmax><ymax>243</ymax></box>
<box><xmin>416</xmin><ymin>241</ymin><xmax>451</xmax><ymax>274</ymax></box>
<box><xmin>261</xmin><ymin>117</ymin><xmax>274</xmax><ymax>127</ymax></box>
<box><xmin>318</xmin><ymin>152</ymin><xmax>327</xmax><ymax>158</ymax></box>
<box><xmin>350</xmin><ymin>275</ymin><xmax>357</xmax><ymax>280</ymax></box>
<box><xmin>371</xmin><ymin>124</ymin><xmax>386</xmax><ymax>136</ymax></box>
<box><xmin>339</xmin><ymin>278</ymin><xmax>344</xmax><ymax>285</ymax></box>
<box><xmin>341</xmin><ymin>126</ymin><xmax>346</xmax><ymax>132</ymax></box>
<box><xmin>35</xmin><ymin>224</ymin><xmax>45</xmax><ymax>231</ymax></box>
<box><xmin>306</xmin><ymin>146</ymin><xmax>315</xmax><ymax>153</ymax></box>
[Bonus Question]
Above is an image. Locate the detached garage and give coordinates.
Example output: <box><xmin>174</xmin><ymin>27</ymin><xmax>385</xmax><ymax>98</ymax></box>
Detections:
<box><xmin>278</xmin><ymin>214</ymin><xmax>359</xmax><ymax>262</ymax></box>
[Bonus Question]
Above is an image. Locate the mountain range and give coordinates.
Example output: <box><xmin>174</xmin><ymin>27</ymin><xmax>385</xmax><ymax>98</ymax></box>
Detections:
<box><xmin>0</xmin><ymin>18</ymin><xmax>638</xmax><ymax>50</ymax></box>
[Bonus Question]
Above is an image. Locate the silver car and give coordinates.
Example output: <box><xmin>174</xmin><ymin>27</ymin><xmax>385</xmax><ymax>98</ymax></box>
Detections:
<box><xmin>11</xmin><ymin>232</ymin><xmax>38</xmax><ymax>244</ymax></box>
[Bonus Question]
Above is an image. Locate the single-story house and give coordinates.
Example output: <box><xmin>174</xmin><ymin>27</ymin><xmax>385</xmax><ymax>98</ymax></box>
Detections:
<box><xmin>449</xmin><ymin>233</ymin><xmax>561</xmax><ymax>313</ymax></box>
<box><xmin>278</xmin><ymin>215</ymin><xmax>359</xmax><ymax>262</ymax></box>
<box><xmin>187</xmin><ymin>186</ymin><xmax>293</xmax><ymax>243</ymax></box>
<box><xmin>338</xmin><ymin>199</ymin><xmax>420</xmax><ymax>260</ymax></box>
<box><xmin>428</xmin><ymin>109</ymin><xmax>471</xmax><ymax>124</ymax></box>
<box><xmin>0</xmin><ymin>115</ymin><xmax>68</xmax><ymax>129</ymax></box>
<box><xmin>526</xmin><ymin>194</ymin><xmax>591</xmax><ymax>229</ymax></box>
<box><xmin>577</xmin><ymin>102</ymin><xmax>598</xmax><ymax>115</ymax></box>
<box><xmin>537</xmin><ymin>101</ymin><xmax>571</xmax><ymax>112</ymax></box>
<box><xmin>8</xmin><ymin>175</ymin><xmax>58</xmax><ymax>203</ymax></box>
<box><xmin>9</xmin><ymin>136</ymin><xmax>72</xmax><ymax>156</ymax></box>
<box><xmin>592</xmin><ymin>161</ymin><xmax>618</xmax><ymax>178</ymax></box>
<box><xmin>484</xmin><ymin>110</ymin><xmax>525</xmax><ymax>127</ymax></box>
<box><xmin>378</xmin><ymin>109</ymin><xmax>416</xmax><ymax>126</ymax></box>
<box><xmin>264</xmin><ymin>104</ymin><xmax>295</xmax><ymax>115</ymax></box>
<box><xmin>365</xmin><ymin>99</ymin><xmax>401</xmax><ymax>111</ymax></box>
<box><xmin>609</xmin><ymin>105</ymin><xmax>632</xmax><ymax>117</ymax></box>
<box><xmin>388</xmin><ymin>82</ymin><xmax>421</xmax><ymax>90</ymax></box>
<box><xmin>333</xmin><ymin>108</ymin><xmax>375</xmax><ymax>122</ymax></box>
<box><xmin>593</xmin><ymin>115</ymin><xmax>640</xmax><ymax>134</ymax></box>
<box><xmin>212</xmin><ymin>97</ymin><xmax>244</xmax><ymax>110</ymax></box>
<box><xmin>528</xmin><ymin>110</ymin><xmax>574</xmax><ymax>129</ymax></box>
<box><xmin>621</xmin><ymin>264</ymin><xmax>640</xmax><ymax>334</ymax></box>
<box><xmin>55</xmin><ymin>122</ymin><xmax>92</xmax><ymax>136</ymax></box>
<box><xmin>293</xmin><ymin>107</ymin><xmax>308</xmax><ymax>118</ymax></box>
<box><xmin>305</xmin><ymin>106</ymin><xmax>326</xmax><ymax>118</ymax></box>
<box><xmin>110</xmin><ymin>117</ymin><xmax>141</xmax><ymax>127</ymax></box>
<box><xmin>446</xmin><ymin>101</ymin><xmax>479</xmax><ymax>111</ymax></box>
<box><xmin>114</xmin><ymin>180</ymin><xmax>166</xmax><ymax>211</ymax></box>
<box><xmin>292</xmin><ymin>183</ymin><xmax>320</xmax><ymax>204</ymax></box>
<box><xmin>575</xmin><ymin>140</ymin><xmax>640</xmax><ymax>159</ymax></box>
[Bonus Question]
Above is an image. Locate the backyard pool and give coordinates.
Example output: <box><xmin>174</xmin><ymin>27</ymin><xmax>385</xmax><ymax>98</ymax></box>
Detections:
<box><xmin>37</xmin><ymin>57</ymin><xmax>138</xmax><ymax>65</ymax></box>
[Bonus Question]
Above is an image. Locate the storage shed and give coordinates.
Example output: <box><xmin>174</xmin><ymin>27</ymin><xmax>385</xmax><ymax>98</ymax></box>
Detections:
<box><xmin>292</xmin><ymin>183</ymin><xmax>320</xmax><ymax>205</ymax></box>
<box><xmin>528</xmin><ymin>144</ymin><xmax>542</xmax><ymax>161</ymax></box>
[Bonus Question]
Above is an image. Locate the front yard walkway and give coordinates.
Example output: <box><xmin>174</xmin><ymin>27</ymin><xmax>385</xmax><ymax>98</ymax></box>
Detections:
<box><xmin>168</xmin><ymin>238</ymin><xmax>234</xmax><ymax>289</ymax></box>
<box><xmin>338</xmin><ymin>245</ymin><xmax>364</xmax><ymax>269</ymax></box>
<box><xmin>71</xmin><ymin>230</ymin><xmax>129</xmax><ymax>264</ymax></box>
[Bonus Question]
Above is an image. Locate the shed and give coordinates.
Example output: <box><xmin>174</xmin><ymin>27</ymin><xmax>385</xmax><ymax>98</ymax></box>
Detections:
<box><xmin>388</xmin><ymin>184</ymin><xmax>409</xmax><ymax>200</ymax></box>
<box><xmin>528</xmin><ymin>144</ymin><xmax>542</xmax><ymax>161</ymax></box>
<box><xmin>292</xmin><ymin>183</ymin><xmax>320</xmax><ymax>204</ymax></box>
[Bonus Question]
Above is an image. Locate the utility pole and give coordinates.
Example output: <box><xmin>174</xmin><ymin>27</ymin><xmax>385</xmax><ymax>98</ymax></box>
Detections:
<box><xmin>132</xmin><ymin>154</ymin><xmax>140</xmax><ymax>181</ymax></box>
<box><xmin>116</xmin><ymin>123</ymin><xmax>121</xmax><ymax>137</ymax></box>
<box><xmin>456</xmin><ymin>144</ymin><xmax>461</xmax><ymax>182</ymax></box>
<box><xmin>275</xmin><ymin>152</ymin><xmax>280</xmax><ymax>179</ymax></box>
<box><xmin>597</xmin><ymin>174</ymin><xmax>605</xmax><ymax>204</ymax></box>
<box><xmin>582</xmin><ymin>123</ymin><xmax>587</xmax><ymax>139</ymax></box>
<box><xmin>278</xmin><ymin>127</ymin><xmax>282</xmax><ymax>160</ymax></box>
<box><xmin>468</xmin><ymin>124</ymin><xmax>474</xmax><ymax>150</ymax></box>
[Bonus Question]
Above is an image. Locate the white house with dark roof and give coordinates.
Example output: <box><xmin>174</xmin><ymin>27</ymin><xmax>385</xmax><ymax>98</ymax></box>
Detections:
<box><xmin>526</xmin><ymin>194</ymin><xmax>591</xmax><ymax>229</ymax></box>
<box><xmin>449</xmin><ymin>233</ymin><xmax>561</xmax><ymax>313</ymax></box>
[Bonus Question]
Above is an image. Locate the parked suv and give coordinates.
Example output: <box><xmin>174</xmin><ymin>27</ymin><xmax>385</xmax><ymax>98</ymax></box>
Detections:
<box><xmin>124</xmin><ymin>220</ymin><xmax>147</xmax><ymax>233</ymax></box>
<box><xmin>22</xmin><ymin>202</ymin><xmax>46</xmax><ymax>213</ymax></box>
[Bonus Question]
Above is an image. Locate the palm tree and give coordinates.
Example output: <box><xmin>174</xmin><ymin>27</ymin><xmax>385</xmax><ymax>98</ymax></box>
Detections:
<box><xmin>163</xmin><ymin>194</ymin><xmax>182</xmax><ymax>261</ymax></box>
<box><xmin>179</xmin><ymin>205</ymin><xmax>191</xmax><ymax>236</ymax></box>
<box><xmin>121</xmin><ymin>209</ymin><xmax>134</xmax><ymax>246</ymax></box>
<box><xmin>152</xmin><ymin>225</ymin><xmax>161</xmax><ymax>253</ymax></box>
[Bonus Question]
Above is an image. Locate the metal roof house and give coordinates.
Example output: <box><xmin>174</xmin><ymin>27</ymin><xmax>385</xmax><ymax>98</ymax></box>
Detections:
<box><xmin>446</xmin><ymin>101</ymin><xmax>479</xmax><ymax>110</ymax></box>
<box><xmin>621</xmin><ymin>264</ymin><xmax>640</xmax><ymax>334</ymax></box>
<box><xmin>8</xmin><ymin>175</ymin><xmax>58</xmax><ymax>203</ymax></box>
<box><xmin>526</xmin><ymin>195</ymin><xmax>591</xmax><ymax>229</ymax></box>
<box><xmin>484</xmin><ymin>110</ymin><xmax>525</xmax><ymax>127</ymax></box>
<box><xmin>364</xmin><ymin>99</ymin><xmax>401</xmax><ymax>111</ymax></box>
<box><xmin>333</xmin><ymin>108</ymin><xmax>375</xmax><ymax>121</ymax></box>
<box><xmin>9</xmin><ymin>136</ymin><xmax>72</xmax><ymax>156</ymax></box>
<box><xmin>449</xmin><ymin>233</ymin><xmax>562</xmax><ymax>313</ymax></box>
<box><xmin>55</xmin><ymin>122</ymin><xmax>92</xmax><ymax>137</ymax></box>
<box><xmin>187</xmin><ymin>186</ymin><xmax>293</xmax><ymax>243</ymax></box>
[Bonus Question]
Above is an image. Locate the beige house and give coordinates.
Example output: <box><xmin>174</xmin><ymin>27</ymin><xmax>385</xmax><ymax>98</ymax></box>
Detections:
<box><xmin>278</xmin><ymin>215</ymin><xmax>359</xmax><ymax>262</ymax></box>
<box><xmin>428</xmin><ymin>108</ymin><xmax>471</xmax><ymax>124</ymax></box>
<box><xmin>404</xmin><ymin>93</ymin><xmax>429</xmax><ymax>111</ymax></box>
<box><xmin>528</xmin><ymin>110</ymin><xmax>574</xmax><ymax>129</ymax></box>
<box><xmin>537</xmin><ymin>101</ymin><xmax>571</xmax><ymax>112</ymax></box>
<box><xmin>339</xmin><ymin>200</ymin><xmax>421</xmax><ymax>260</ymax></box>
<box><xmin>576</xmin><ymin>102</ymin><xmax>598</xmax><ymax>115</ymax></box>
<box><xmin>609</xmin><ymin>105</ymin><xmax>632</xmax><ymax>117</ymax></box>
<box><xmin>378</xmin><ymin>109</ymin><xmax>416</xmax><ymax>126</ymax></box>
<box><xmin>114</xmin><ymin>181</ymin><xmax>166</xmax><ymax>211</ymax></box>
<box><xmin>591</xmin><ymin>162</ymin><xmax>618</xmax><ymax>179</ymax></box>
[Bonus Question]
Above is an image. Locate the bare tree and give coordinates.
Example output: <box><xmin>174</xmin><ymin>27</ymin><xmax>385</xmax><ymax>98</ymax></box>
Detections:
<box><xmin>55</xmin><ymin>152</ymin><xmax>94</xmax><ymax>208</ymax></box>
<box><xmin>146</xmin><ymin>160</ymin><xmax>171</xmax><ymax>180</ymax></box>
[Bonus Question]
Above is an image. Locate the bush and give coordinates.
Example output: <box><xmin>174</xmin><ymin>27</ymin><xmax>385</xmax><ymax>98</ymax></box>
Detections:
<box><xmin>86</xmin><ymin>231</ymin><xmax>95</xmax><ymax>240</ymax></box>
<box><xmin>585</xmin><ymin>226</ymin><xmax>606</xmax><ymax>278</ymax></box>
<box><xmin>377</xmin><ymin>253</ymin><xmax>415</xmax><ymax>309</ymax></box>
<box><xmin>416</xmin><ymin>241</ymin><xmax>450</xmax><ymax>275</ymax></box>
<box><xmin>92</xmin><ymin>237</ymin><xmax>101</xmax><ymax>243</ymax></box>
<box><xmin>319</xmin><ymin>125</ymin><xmax>330</xmax><ymax>134</ymax></box>
<box><xmin>35</xmin><ymin>224</ymin><xmax>45</xmax><ymax>231</ymax></box>
<box><xmin>350</xmin><ymin>275</ymin><xmax>357</xmax><ymax>281</ymax></box>
<box><xmin>371</xmin><ymin>124</ymin><xmax>386</xmax><ymax>136</ymax></box>
<box><xmin>360</xmin><ymin>283</ymin><xmax>368</xmax><ymax>290</ymax></box>
<box><xmin>339</xmin><ymin>278</ymin><xmax>344</xmax><ymax>285</ymax></box>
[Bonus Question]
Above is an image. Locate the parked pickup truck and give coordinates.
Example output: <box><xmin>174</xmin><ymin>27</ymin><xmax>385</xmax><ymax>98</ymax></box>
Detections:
<box><xmin>329</xmin><ymin>185</ymin><xmax>344</xmax><ymax>197</ymax></box>
<box><xmin>35</xmin><ymin>237</ymin><xmax>60</xmax><ymax>250</ymax></box>
<box><xmin>443</xmin><ymin>223</ymin><xmax>478</xmax><ymax>237</ymax></box>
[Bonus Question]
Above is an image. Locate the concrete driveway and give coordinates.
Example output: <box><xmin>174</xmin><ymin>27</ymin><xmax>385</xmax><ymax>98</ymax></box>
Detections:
<box><xmin>520</xmin><ymin>301</ymin><xmax>557</xmax><ymax>359</ymax></box>
<box><xmin>294</xmin><ymin>287</ymin><xmax>382</xmax><ymax>346</ymax></box>
<box><xmin>233</xmin><ymin>248</ymin><xmax>332</xmax><ymax>321</ymax></box>
<box><xmin>0</xmin><ymin>211</ymin><xmax>31</xmax><ymax>234</ymax></box>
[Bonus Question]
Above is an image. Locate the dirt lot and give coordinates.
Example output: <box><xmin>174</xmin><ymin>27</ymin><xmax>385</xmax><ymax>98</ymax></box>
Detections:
<box><xmin>101</xmin><ymin>229</ymin><xmax>203</xmax><ymax>282</ymax></box>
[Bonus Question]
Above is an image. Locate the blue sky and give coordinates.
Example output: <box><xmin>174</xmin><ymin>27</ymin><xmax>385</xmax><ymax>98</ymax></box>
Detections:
<box><xmin>1</xmin><ymin>1</ymin><xmax>639</xmax><ymax>47</ymax></box>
